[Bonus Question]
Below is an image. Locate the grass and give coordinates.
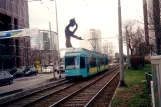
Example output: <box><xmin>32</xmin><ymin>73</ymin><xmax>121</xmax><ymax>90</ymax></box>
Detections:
<box><xmin>111</xmin><ymin>64</ymin><xmax>152</xmax><ymax>107</ymax></box>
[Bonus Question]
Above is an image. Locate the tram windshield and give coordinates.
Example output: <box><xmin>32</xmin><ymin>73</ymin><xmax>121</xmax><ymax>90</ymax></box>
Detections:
<box><xmin>65</xmin><ymin>56</ymin><xmax>79</xmax><ymax>69</ymax></box>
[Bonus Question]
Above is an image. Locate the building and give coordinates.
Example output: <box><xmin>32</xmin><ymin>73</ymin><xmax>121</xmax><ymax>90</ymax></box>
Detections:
<box><xmin>0</xmin><ymin>0</ymin><xmax>29</xmax><ymax>69</ymax></box>
<box><xmin>102</xmin><ymin>41</ymin><xmax>115</xmax><ymax>55</ymax></box>
<box><xmin>0</xmin><ymin>0</ymin><xmax>29</xmax><ymax>29</ymax></box>
<box><xmin>79</xmin><ymin>29</ymin><xmax>102</xmax><ymax>53</ymax></box>
<box><xmin>30</xmin><ymin>30</ymin><xmax>59</xmax><ymax>66</ymax></box>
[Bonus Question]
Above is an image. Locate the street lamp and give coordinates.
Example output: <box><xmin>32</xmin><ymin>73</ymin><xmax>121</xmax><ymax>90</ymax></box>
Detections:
<box><xmin>118</xmin><ymin>0</ymin><xmax>125</xmax><ymax>86</ymax></box>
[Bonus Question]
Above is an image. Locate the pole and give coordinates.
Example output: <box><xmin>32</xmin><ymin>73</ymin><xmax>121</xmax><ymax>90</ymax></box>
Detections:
<box><xmin>94</xmin><ymin>30</ymin><xmax>97</xmax><ymax>52</ymax></box>
<box><xmin>49</xmin><ymin>22</ymin><xmax>56</xmax><ymax>79</ymax></box>
<box><xmin>55</xmin><ymin>0</ymin><xmax>61</xmax><ymax>78</ymax></box>
<box><xmin>143</xmin><ymin>0</ymin><xmax>149</xmax><ymax>46</ymax></box>
<box><xmin>39</xmin><ymin>51</ymin><xmax>43</xmax><ymax>73</ymax></box>
<box><xmin>2</xmin><ymin>62</ymin><xmax>3</xmax><ymax>71</ymax></box>
<box><xmin>153</xmin><ymin>0</ymin><xmax>161</xmax><ymax>55</ymax></box>
<box><xmin>118</xmin><ymin>0</ymin><xmax>125</xmax><ymax>86</ymax></box>
<box><xmin>126</xmin><ymin>26</ymin><xmax>131</xmax><ymax>69</ymax></box>
<box><xmin>107</xmin><ymin>42</ymin><xmax>108</xmax><ymax>55</ymax></box>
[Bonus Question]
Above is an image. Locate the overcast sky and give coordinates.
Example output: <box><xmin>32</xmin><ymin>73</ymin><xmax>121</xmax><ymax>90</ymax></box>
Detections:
<box><xmin>28</xmin><ymin>0</ymin><xmax>143</xmax><ymax>53</ymax></box>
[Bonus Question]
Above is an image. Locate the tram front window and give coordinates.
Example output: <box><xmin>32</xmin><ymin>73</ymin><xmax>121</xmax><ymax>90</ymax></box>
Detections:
<box><xmin>65</xmin><ymin>56</ymin><xmax>79</xmax><ymax>69</ymax></box>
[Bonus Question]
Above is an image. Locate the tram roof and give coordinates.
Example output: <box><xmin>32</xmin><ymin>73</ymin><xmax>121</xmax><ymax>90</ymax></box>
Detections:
<box><xmin>65</xmin><ymin>48</ymin><xmax>107</xmax><ymax>56</ymax></box>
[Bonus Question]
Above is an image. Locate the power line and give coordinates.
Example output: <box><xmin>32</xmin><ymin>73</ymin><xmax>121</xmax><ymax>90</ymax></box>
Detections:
<box><xmin>28</xmin><ymin>0</ymin><xmax>56</xmax><ymax>15</ymax></box>
<box><xmin>40</xmin><ymin>1</ymin><xmax>56</xmax><ymax>14</ymax></box>
<box><xmin>88</xmin><ymin>36</ymin><xmax>125</xmax><ymax>40</ymax></box>
<box><xmin>84</xmin><ymin>0</ymin><xmax>88</xmax><ymax>6</ymax></box>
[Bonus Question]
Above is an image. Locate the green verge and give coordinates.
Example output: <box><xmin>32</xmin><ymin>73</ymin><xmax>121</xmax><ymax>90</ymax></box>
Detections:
<box><xmin>111</xmin><ymin>64</ymin><xmax>152</xmax><ymax>107</ymax></box>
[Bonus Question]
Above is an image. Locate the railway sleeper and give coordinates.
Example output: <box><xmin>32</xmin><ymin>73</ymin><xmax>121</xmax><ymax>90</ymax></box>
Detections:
<box><xmin>62</xmin><ymin>103</ymin><xmax>85</xmax><ymax>107</ymax></box>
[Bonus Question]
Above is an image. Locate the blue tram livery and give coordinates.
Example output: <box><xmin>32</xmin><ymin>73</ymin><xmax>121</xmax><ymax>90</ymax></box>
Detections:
<box><xmin>64</xmin><ymin>48</ymin><xmax>109</xmax><ymax>79</ymax></box>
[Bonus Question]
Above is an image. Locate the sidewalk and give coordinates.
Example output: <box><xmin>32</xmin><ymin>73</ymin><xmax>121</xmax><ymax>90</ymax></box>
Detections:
<box><xmin>0</xmin><ymin>73</ymin><xmax>64</xmax><ymax>97</ymax></box>
<box><xmin>110</xmin><ymin>65</ymin><xmax>152</xmax><ymax>107</ymax></box>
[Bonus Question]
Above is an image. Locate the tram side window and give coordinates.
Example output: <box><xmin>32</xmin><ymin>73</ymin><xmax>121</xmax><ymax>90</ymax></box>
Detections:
<box><xmin>105</xmin><ymin>58</ymin><xmax>109</xmax><ymax>65</ymax></box>
<box><xmin>100</xmin><ymin>58</ymin><xmax>104</xmax><ymax>65</ymax></box>
<box><xmin>80</xmin><ymin>57</ymin><xmax>85</xmax><ymax>69</ymax></box>
<box><xmin>88</xmin><ymin>57</ymin><xmax>96</xmax><ymax>67</ymax></box>
<box><xmin>97</xmin><ymin>58</ymin><xmax>100</xmax><ymax>66</ymax></box>
<box><xmin>105</xmin><ymin>58</ymin><xmax>107</xmax><ymax>65</ymax></box>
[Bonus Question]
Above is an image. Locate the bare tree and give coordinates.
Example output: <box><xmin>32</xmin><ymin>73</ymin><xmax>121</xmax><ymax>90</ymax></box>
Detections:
<box><xmin>132</xmin><ymin>0</ymin><xmax>160</xmax><ymax>55</ymax></box>
<box><xmin>29</xmin><ymin>49</ymin><xmax>46</xmax><ymax>73</ymax></box>
<box><xmin>123</xmin><ymin>20</ymin><xmax>150</xmax><ymax>56</ymax></box>
<box><xmin>29</xmin><ymin>49</ymin><xmax>39</xmax><ymax>65</ymax></box>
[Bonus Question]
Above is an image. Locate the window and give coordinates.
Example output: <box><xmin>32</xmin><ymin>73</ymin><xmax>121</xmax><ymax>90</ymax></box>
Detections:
<box><xmin>22</xmin><ymin>7</ymin><xmax>24</xmax><ymax>17</ymax></box>
<box><xmin>80</xmin><ymin>57</ymin><xmax>85</xmax><ymax>69</ymax></box>
<box><xmin>100</xmin><ymin>58</ymin><xmax>104</xmax><ymax>65</ymax></box>
<box><xmin>65</xmin><ymin>56</ymin><xmax>77</xmax><ymax>69</ymax></box>
<box><xmin>0</xmin><ymin>0</ymin><xmax>6</xmax><ymax>10</ymax></box>
<box><xmin>20</xmin><ymin>6</ymin><xmax>23</xmax><ymax>17</ymax></box>
<box><xmin>87</xmin><ymin>56</ymin><xmax>96</xmax><ymax>67</ymax></box>
<box><xmin>105</xmin><ymin>58</ymin><xmax>108</xmax><ymax>65</ymax></box>
<box><xmin>7</xmin><ymin>1</ymin><xmax>12</xmax><ymax>12</ymax></box>
<box><xmin>17</xmin><ymin>4</ymin><xmax>20</xmax><ymax>15</ymax></box>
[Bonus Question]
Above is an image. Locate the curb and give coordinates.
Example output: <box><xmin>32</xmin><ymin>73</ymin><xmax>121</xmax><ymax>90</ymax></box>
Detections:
<box><xmin>108</xmin><ymin>82</ymin><xmax>120</xmax><ymax>107</ymax></box>
<box><xmin>108</xmin><ymin>65</ymin><xmax>127</xmax><ymax>107</ymax></box>
<box><xmin>0</xmin><ymin>89</ymin><xmax>23</xmax><ymax>98</ymax></box>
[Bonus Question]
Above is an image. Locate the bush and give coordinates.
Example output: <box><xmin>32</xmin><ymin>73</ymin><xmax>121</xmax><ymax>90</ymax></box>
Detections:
<box><xmin>144</xmin><ymin>56</ymin><xmax>151</xmax><ymax>64</ymax></box>
<box><xmin>130</xmin><ymin>56</ymin><xmax>144</xmax><ymax>70</ymax></box>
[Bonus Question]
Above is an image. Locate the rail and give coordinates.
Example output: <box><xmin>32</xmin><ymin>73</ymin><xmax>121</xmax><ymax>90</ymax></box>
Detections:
<box><xmin>0</xmin><ymin>79</ymin><xmax>73</xmax><ymax>107</ymax></box>
<box><xmin>49</xmin><ymin>66</ymin><xmax>119</xmax><ymax>107</ymax></box>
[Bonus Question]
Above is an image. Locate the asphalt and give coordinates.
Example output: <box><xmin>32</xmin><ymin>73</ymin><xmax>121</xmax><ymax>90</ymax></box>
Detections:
<box><xmin>0</xmin><ymin>73</ymin><xmax>65</xmax><ymax>98</ymax></box>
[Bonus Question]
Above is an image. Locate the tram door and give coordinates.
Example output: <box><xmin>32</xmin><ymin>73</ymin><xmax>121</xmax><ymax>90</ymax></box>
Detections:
<box><xmin>80</xmin><ymin>56</ymin><xmax>87</xmax><ymax>77</ymax></box>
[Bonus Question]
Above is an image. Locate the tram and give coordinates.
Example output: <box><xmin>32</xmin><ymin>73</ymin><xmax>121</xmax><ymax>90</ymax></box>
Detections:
<box><xmin>64</xmin><ymin>48</ymin><xmax>109</xmax><ymax>79</ymax></box>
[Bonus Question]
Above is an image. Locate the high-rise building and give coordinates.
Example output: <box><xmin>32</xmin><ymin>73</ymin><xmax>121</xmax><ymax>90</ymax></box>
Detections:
<box><xmin>103</xmin><ymin>41</ymin><xmax>114</xmax><ymax>56</ymax></box>
<box><xmin>80</xmin><ymin>29</ymin><xmax>102</xmax><ymax>53</ymax></box>
<box><xmin>0</xmin><ymin>0</ymin><xmax>29</xmax><ymax>30</ymax></box>
<box><xmin>0</xmin><ymin>0</ymin><xmax>29</xmax><ymax>69</ymax></box>
<box><xmin>30</xmin><ymin>30</ymin><xmax>59</xmax><ymax>66</ymax></box>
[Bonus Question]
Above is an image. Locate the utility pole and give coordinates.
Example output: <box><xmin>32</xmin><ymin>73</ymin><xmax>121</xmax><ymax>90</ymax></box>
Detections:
<box><xmin>2</xmin><ymin>62</ymin><xmax>3</xmax><ymax>71</ymax></box>
<box><xmin>90</xmin><ymin>29</ymin><xmax>96</xmax><ymax>51</ymax></box>
<box><xmin>125</xmin><ymin>26</ymin><xmax>131</xmax><ymax>69</ymax></box>
<box><xmin>143</xmin><ymin>0</ymin><xmax>149</xmax><ymax>46</ymax></box>
<box><xmin>106</xmin><ymin>42</ymin><xmax>108</xmax><ymax>55</ymax></box>
<box><xmin>118</xmin><ymin>0</ymin><xmax>125</xmax><ymax>86</ymax></box>
<box><xmin>54</xmin><ymin>0</ymin><xmax>61</xmax><ymax>78</ymax></box>
<box><xmin>38</xmin><ymin>51</ymin><xmax>42</xmax><ymax>73</ymax></box>
<box><xmin>49</xmin><ymin>22</ymin><xmax>56</xmax><ymax>80</ymax></box>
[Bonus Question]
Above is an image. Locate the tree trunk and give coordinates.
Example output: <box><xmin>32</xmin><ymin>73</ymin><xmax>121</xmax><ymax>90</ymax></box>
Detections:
<box><xmin>153</xmin><ymin>0</ymin><xmax>161</xmax><ymax>55</ymax></box>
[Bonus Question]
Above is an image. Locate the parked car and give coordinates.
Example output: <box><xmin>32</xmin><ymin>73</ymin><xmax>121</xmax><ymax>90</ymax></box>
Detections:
<box><xmin>8</xmin><ymin>68</ymin><xmax>17</xmax><ymax>75</ymax></box>
<box><xmin>9</xmin><ymin>68</ymin><xmax>24</xmax><ymax>78</ymax></box>
<box><xmin>23</xmin><ymin>67</ymin><xmax>38</xmax><ymax>76</ymax></box>
<box><xmin>55</xmin><ymin>62</ymin><xmax>65</xmax><ymax>74</ymax></box>
<box><xmin>13</xmin><ymin>69</ymin><xmax>24</xmax><ymax>78</ymax></box>
<box><xmin>0</xmin><ymin>71</ymin><xmax>13</xmax><ymax>85</ymax></box>
<box><xmin>113</xmin><ymin>58</ymin><xmax>118</xmax><ymax>63</ymax></box>
<box><xmin>43</xmin><ymin>66</ymin><xmax>53</xmax><ymax>73</ymax></box>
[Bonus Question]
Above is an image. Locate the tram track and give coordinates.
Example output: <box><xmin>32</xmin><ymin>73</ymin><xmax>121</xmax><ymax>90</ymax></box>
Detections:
<box><xmin>27</xmin><ymin>65</ymin><xmax>119</xmax><ymax>107</ymax></box>
<box><xmin>0</xmin><ymin>79</ymin><xmax>74</xmax><ymax>107</ymax></box>
<box><xmin>0</xmin><ymin>65</ymin><xmax>119</xmax><ymax>107</ymax></box>
<box><xmin>85</xmin><ymin>72</ymin><xmax>120</xmax><ymax>107</ymax></box>
<box><xmin>50</xmin><ymin>67</ymin><xmax>119</xmax><ymax>107</ymax></box>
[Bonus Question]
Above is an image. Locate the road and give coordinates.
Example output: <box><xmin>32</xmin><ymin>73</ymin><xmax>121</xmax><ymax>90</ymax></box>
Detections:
<box><xmin>0</xmin><ymin>73</ymin><xmax>65</xmax><ymax>96</ymax></box>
